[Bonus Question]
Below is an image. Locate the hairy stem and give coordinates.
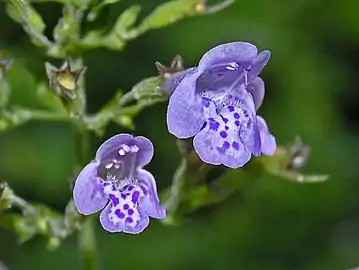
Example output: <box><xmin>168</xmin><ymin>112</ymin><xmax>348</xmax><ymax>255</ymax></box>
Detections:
<box><xmin>79</xmin><ymin>217</ymin><xmax>99</xmax><ymax>270</ymax></box>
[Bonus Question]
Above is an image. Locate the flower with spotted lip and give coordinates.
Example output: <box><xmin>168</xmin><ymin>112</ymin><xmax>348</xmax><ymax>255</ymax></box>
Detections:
<box><xmin>166</xmin><ymin>41</ymin><xmax>276</xmax><ymax>168</ymax></box>
<box><xmin>73</xmin><ymin>134</ymin><xmax>166</xmax><ymax>234</ymax></box>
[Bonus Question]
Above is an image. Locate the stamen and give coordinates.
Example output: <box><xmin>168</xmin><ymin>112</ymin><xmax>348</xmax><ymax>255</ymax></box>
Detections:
<box><xmin>122</xmin><ymin>144</ymin><xmax>130</xmax><ymax>152</ymax></box>
<box><xmin>118</xmin><ymin>149</ymin><xmax>125</xmax><ymax>156</ymax></box>
<box><xmin>98</xmin><ymin>158</ymin><xmax>124</xmax><ymax>183</ymax></box>
<box><xmin>130</xmin><ymin>145</ymin><xmax>139</xmax><ymax>153</ymax></box>
<box><xmin>106</xmin><ymin>173</ymin><xmax>117</xmax><ymax>181</ymax></box>
<box><xmin>105</xmin><ymin>163</ymin><xmax>113</xmax><ymax>169</ymax></box>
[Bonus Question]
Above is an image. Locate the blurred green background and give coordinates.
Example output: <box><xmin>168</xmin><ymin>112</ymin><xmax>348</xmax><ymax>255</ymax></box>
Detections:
<box><xmin>1</xmin><ymin>0</ymin><xmax>359</xmax><ymax>269</ymax></box>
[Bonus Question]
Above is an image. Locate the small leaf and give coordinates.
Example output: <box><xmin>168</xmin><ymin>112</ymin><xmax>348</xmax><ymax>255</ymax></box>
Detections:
<box><xmin>119</xmin><ymin>77</ymin><xmax>163</xmax><ymax>106</ymax></box>
<box><xmin>0</xmin><ymin>183</ymin><xmax>14</xmax><ymax>210</ymax></box>
<box><xmin>136</xmin><ymin>0</ymin><xmax>200</xmax><ymax>34</ymax></box>
<box><xmin>82</xmin><ymin>6</ymin><xmax>140</xmax><ymax>50</ymax></box>
<box><xmin>87</xmin><ymin>0</ymin><xmax>122</xmax><ymax>22</ymax></box>
<box><xmin>13</xmin><ymin>215</ymin><xmax>38</xmax><ymax>242</ymax></box>
<box><xmin>53</xmin><ymin>5</ymin><xmax>81</xmax><ymax>48</ymax></box>
<box><xmin>5</xmin><ymin>0</ymin><xmax>52</xmax><ymax>47</ymax></box>
<box><xmin>112</xmin><ymin>5</ymin><xmax>141</xmax><ymax>40</ymax></box>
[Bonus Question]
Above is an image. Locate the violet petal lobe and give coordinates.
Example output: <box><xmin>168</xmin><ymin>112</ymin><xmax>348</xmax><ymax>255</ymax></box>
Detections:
<box><xmin>166</xmin><ymin>71</ymin><xmax>205</xmax><ymax>138</ymax></box>
<box><xmin>137</xmin><ymin>169</ymin><xmax>166</xmax><ymax>219</ymax></box>
<box><xmin>193</xmin><ymin>101</ymin><xmax>253</xmax><ymax>168</ymax></box>
<box><xmin>73</xmin><ymin>161</ymin><xmax>108</xmax><ymax>215</ymax></box>
<box><xmin>247</xmin><ymin>77</ymin><xmax>265</xmax><ymax>110</ymax></box>
<box><xmin>100</xmin><ymin>185</ymin><xmax>151</xmax><ymax>234</ymax></box>
<box><xmin>248</xmin><ymin>50</ymin><xmax>271</xmax><ymax>80</ymax></box>
<box><xmin>95</xmin><ymin>133</ymin><xmax>134</xmax><ymax>161</ymax></box>
<box><xmin>132</xmin><ymin>136</ymin><xmax>154</xmax><ymax>168</ymax></box>
<box><xmin>161</xmin><ymin>68</ymin><xmax>195</xmax><ymax>95</ymax></box>
<box><xmin>99</xmin><ymin>202</ymin><xmax>124</xmax><ymax>233</ymax></box>
<box><xmin>198</xmin><ymin>42</ymin><xmax>258</xmax><ymax>72</ymax></box>
<box><xmin>257</xmin><ymin>116</ymin><xmax>276</xmax><ymax>156</ymax></box>
<box><xmin>193</xmin><ymin>127</ymin><xmax>251</xmax><ymax>168</ymax></box>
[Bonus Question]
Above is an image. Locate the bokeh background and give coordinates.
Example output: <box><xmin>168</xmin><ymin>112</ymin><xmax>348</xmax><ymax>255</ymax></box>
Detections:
<box><xmin>1</xmin><ymin>0</ymin><xmax>359</xmax><ymax>269</ymax></box>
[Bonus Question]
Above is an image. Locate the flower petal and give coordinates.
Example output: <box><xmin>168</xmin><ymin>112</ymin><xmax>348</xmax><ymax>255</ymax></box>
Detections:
<box><xmin>95</xmin><ymin>134</ymin><xmax>154</xmax><ymax>168</ymax></box>
<box><xmin>193</xmin><ymin>127</ymin><xmax>251</xmax><ymax>168</ymax></box>
<box><xmin>243</xmin><ymin>117</ymin><xmax>262</xmax><ymax>157</ymax></box>
<box><xmin>99</xmin><ymin>202</ymin><xmax>124</xmax><ymax>233</ymax></box>
<box><xmin>99</xmin><ymin>195</ymin><xmax>150</xmax><ymax>234</ymax></box>
<box><xmin>257</xmin><ymin>116</ymin><xmax>276</xmax><ymax>155</ymax></box>
<box><xmin>137</xmin><ymin>169</ymin><xmax>166</xmax><ymax>219</ymax></box>
<box><xmin>193</xmin><ymin>100</ymin><xmax>254</xmax><ymax>169</ymax></box>
<box><xmin>95</xmin><ymin>133</ymin><xmax>134</xmax><ymax>161</ymax></box>
<box><xmin>198</xmin><ymin>42</ymin><xmax>258</xmax><ymax>72</ymax></box>
<box><xmin>249</xmin><ymin>50</ymin><xmax>271</xmax><ymax>80</ymax></box>
<box><xmin>247</xmin><ymin>77</ymin><xmax>265</xmax><ymax>110</ymax></box>
<box><xmin>73</xmin><ymin>162</ymin><xmax>108</xmax><ymax>215</ymax></box>
<box><xmin>133</xmin><ymin>136</ymin><xmax>154</xmax><ymax>167</ymax></box>
<box><xmin>166</xmin><ymin>71</ymin><xmax>205</xmax><ymax>138</ymax></box>
<box><xmin>160</xmin><ymin>68</ymin><xmax>196</xmax><ymax>95</ymax></box>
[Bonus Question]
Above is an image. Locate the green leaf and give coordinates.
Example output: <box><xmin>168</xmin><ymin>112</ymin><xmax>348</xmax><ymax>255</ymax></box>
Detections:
<box><xmin>136</xmin><ymin>0</ymin><xmax>200</xmax><ymax>34</ymax></box>
<box><xmin>5</xmin><ymin>0</ymin><xmax>52</xmax><ymax>48</ymax></box>
<box><xmin>112</xmin><ymin>5</ymin><xmax>141</xmax><ymax>39</ymax></box>
<box><xmin>0</xmin><ymin>182</ymin><xmax>14</xmax><ymax>210</ymax></box>
<box><xmin>52</xmin><ymin>5</ymin><xmax>83</xmax><ymax>57</ymax></box>
<box><xmin>87</xmin><ymin>0</ymin><xmax>122</xmax><ymax>22</ymax></box>
<box><xmin>83</xmin><ymin>6</ymin><xmax>141</xmax><ymax>50</ymax></box>
<box><xmin>119</xmin><ymin>77</ymin><xmax>163</xmax><ymax>106</ymax></box>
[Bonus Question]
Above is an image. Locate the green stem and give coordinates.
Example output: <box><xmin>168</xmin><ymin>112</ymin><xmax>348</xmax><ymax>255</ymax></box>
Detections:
<box><xmin>79</xmin><ymin>217</ymin><xmax>99</xmax><ymax>270</ymax></box>
<box><xmin>30</xmin><ymin>110</ymin><xmax>68</xmax><ymax>122</ymax></box>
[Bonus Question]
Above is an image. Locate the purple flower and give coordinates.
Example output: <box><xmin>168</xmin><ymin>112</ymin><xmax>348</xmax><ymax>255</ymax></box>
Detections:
<box><xmin>73</xmin><ymin>134</ymin><xmax>166</xmax><ymax>234</ymax></box>
<box><xmin>166</xmin><ymin>42</ymin><xmax>276</xmax><ymax>168</ymax></box>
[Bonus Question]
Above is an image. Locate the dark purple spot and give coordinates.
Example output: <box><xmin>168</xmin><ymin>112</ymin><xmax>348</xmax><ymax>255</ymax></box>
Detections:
<box><xmin>132</xmin><ymin>191</ymin><xmax>140</xmax><ymax>203</ymax></box>
<box><xmin>223</xmin><ymin>141</ymin><xmax>230</xmax><ymax>150</ymax></box>
<box><xmin>235</xmin><ymin>120</ymin><xmax>240</xmax><ymax>127</ymax></box>
<box><xmin>228</xmin><ymin>106</ymin><xmax>234</xmax><ymax>112</ymax></box>
<box><xmin>220</xmin><ymin>131</ymin><xmax>227</xmax><ymax>138</ymax></box>
<box><xmin>222</xmin><ymin>117</ymin><xmax>228</xmax><ymax>123</ymax></box>
<box><xmin>233</xmin><ymin>113</ymin><xmax>240</xmax><ymax>119</ymax></box>
<box><xmin>202</xmin><ymin>98</ymin><xmax>211</xmax><ymax>108</ymax></box>
<box><xmin>141</xmin><ymin>185</ymin><xmax>148</xmax><ymax>195</ymax></box>
<box><xmin>128</xmin><ymin>209</ymin><xmax>134</xmax><ymax>215</ymax></box>
<box><xmin>127</xmin><ymin>185</ymin><xmax>134</xmax><ymax>191</ymax></box>
<box><xmin>115</xmin><ymin>209</ymin><xmax>125</xmax><ymax>219</ymax></box>
<box><xmin>243</xmin><ymin>110</ymin><xmax>249</xmax><ymax>117</ymax></box>
<box><xmin>123</xmin><ymin>204</ymin><xmax>129</xmax><ymax>210</ymax></box>
<box><xmin>121</xmin><ymin>193</ymin><xmax>127</xmax><ymax>200</ymax></box>
<box><xmin>125</xmin><ymin>217</ymin><xmax>133</xmax><ymax>223</ymax></box>
<box><xmin>232</xmin><ymin>141</ymin><xmax>240</xmax><ymax>150</ymax></box>
<box><xmin>109</xmin><ymin>194</ymin><xmax>119</xmax><ymax>206</ymax></box>
<box><xmin>103</xmin><ymin>182</ymin><xmax>110</xmax><ymax>186</ymax></box>
<box><xmin>209</xmin><ymin>121</ymin><xmax>220</xmax><ymax>131</ymax></box>
<box><xmin>225</xmin><ymin>126</ymin><xmax>229</xmax><ymax>130</ymax></box>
